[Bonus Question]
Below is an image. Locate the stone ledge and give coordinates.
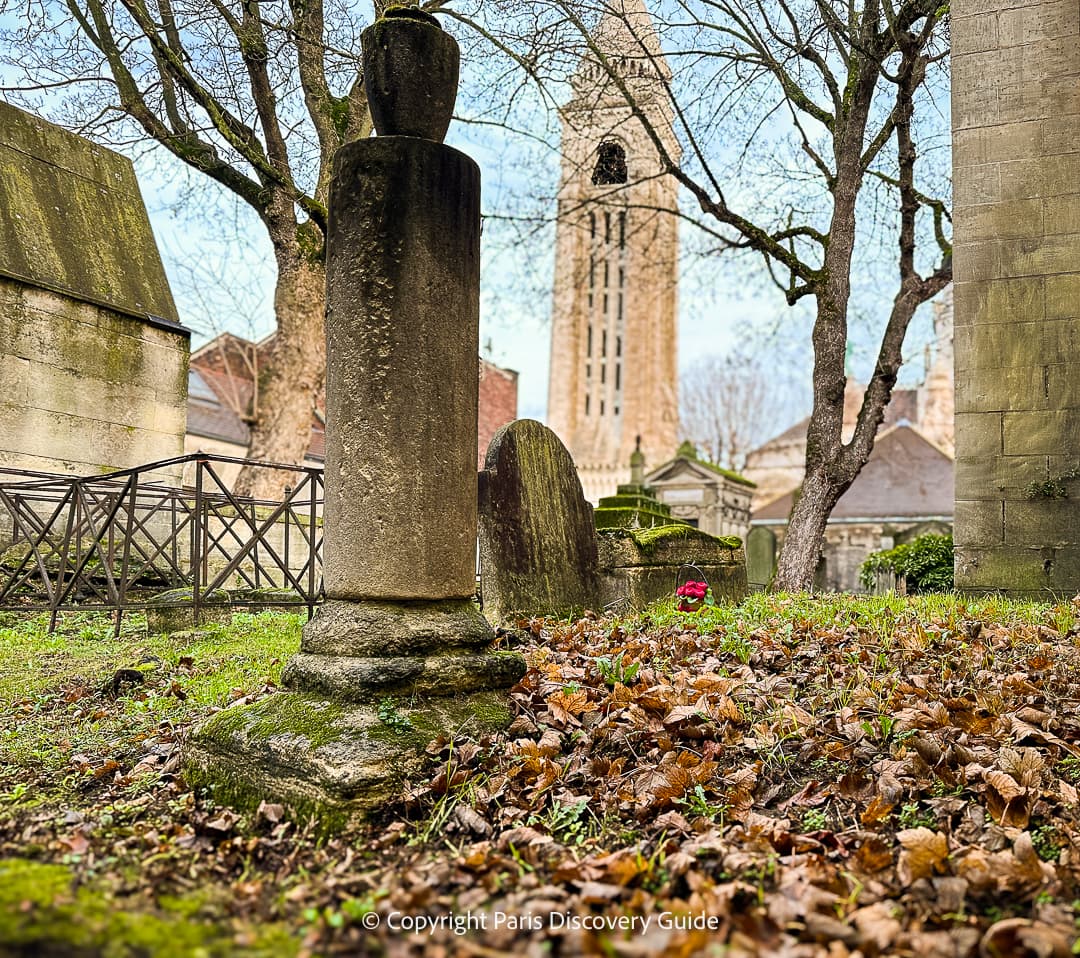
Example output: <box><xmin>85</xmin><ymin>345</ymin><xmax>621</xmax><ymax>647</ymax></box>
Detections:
<box><xmin>596</xmin><ymin>524</ymin><xmax>743</xmax><ymax>569</ymax></box>
<box><xmin>185</xmin><ymin>690</ymin><xmax>515</xmax><ymax>828</ymax></box>
<box><xmin>300</xmin><ymin>597</ymin><xmax>494</xmax><ymax>656</ymax></box>
<box><xmin>282</xmin><ymin>650</ymin><xmax>526</xmax><ymax>702</ymax></box>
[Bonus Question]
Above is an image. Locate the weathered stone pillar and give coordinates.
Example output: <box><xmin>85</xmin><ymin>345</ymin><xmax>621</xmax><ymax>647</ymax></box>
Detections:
<box><xmin>951</xmin><ymin>0</ymin><xmax>1080</xmax><ymax>596</ymax></box>
<box><xmin>185</xmin><ymin>9</ymin><xmax>524</xmax><ymax>820</ymax></box>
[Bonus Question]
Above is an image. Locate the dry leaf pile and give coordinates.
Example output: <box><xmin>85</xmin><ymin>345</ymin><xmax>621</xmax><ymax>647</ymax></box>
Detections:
<box><xmin>3</xmin><ymin>596</ymin><xmax>1080</xmax><ymax>957</ymax></box>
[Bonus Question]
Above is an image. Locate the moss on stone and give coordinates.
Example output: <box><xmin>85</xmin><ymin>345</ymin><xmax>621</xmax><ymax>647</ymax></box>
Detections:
<box><xmin>368</xmin><ymin>689</ymin><xmax>511</xmax><ymax>747</ymax></box>
<box><xmin>198</xmin><ymin>694</ymin><xmax>348</xmax><ymax>751</ymax></box>
<box><xmin>594</xmin><ymin>506</ymin><xmax>687</xmax><ymax>531</ymax></box>
<box><xmin>0</xmin><ymin>858</ymin><xmax>297</xmax><ymax>957</ymax></box>
<box><xmin>231</xmin><ymin>587</ymin><xmax>304</xmax><ymax>604</ymax></box>
<box><xmin>183</xmin><ymin>758</ymin><xmax>354</xmax><ymax>836</ymax></box>
<box><xmin>0</xmin><ymin>101</ymin><xmax>181</xmax><ymax>324</ymax></box>
<box><xmin>145</xmin><ymin>587</ymin><xmax>231</xmax><ymax>607</ymax></box>
<box><xmin>596</xmin><ymin>494</ymin><xmax>672</xmax><ymax>515</ymax></box>
<box><xmin>187</xmin><ymin>689</ymin><xmax>515</xmax><ymax>829</ymax></box>
<box><xmin>674</xmin><ymin>441</ymin><xmax>756</xmax><ymax>487</ymax></box>
<box><xmin>629</xmin><ymin>523</ymin><xmax>742</xmax><ymax>552</ymax></box>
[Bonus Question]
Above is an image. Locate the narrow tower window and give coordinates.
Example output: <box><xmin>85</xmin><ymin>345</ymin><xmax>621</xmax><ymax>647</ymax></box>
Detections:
<box><xmin>592</xmin><ymin>142</ymin><xmax>627</xmax><ymax>185</ymax></box>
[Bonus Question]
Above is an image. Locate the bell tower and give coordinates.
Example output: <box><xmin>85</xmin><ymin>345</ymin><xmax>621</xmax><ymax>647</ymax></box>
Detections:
<box><xmin>546</xmin><ymin>0</ymin><xmax>681</xmax><ymax>503</ymax></box>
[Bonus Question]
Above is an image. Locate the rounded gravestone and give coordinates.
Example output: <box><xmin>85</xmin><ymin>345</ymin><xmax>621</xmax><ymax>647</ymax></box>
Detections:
<box><xmin>478</xmin><ymin>420</ymin><xmax>600</xmax><ymax>622</ymax></box>
<box><xmin>746</xmin><ymin>525</ymin><xmax>777</xmax><ymax>589</ymax></box>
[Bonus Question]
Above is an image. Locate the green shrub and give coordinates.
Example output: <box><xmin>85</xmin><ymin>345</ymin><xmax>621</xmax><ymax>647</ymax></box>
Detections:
<box><xmin>859</xmin><ymin>533</ymin><xmax>953</xmax><ymax>593</ymax></box>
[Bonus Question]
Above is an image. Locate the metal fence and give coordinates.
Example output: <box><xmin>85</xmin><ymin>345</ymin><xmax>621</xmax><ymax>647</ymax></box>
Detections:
<box><xmin>0</xmin><ymin>455</ymin><xmax>324</xmax><ymax>633</ymax></box>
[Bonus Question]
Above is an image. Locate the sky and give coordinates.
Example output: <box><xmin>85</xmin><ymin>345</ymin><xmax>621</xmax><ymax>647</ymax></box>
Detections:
<box><xmin>138</xmin><ymin>128</ymin><xmax>921</xmax><ymax>431</ymax></box>
<box><xmin>0</xmin><ymin>3</ymin><xmax>943</xmax><ymax>436</ymax></box>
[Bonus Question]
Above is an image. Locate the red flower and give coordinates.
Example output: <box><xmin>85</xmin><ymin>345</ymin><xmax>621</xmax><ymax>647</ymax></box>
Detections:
<box><xmin>676</xmin><ymin>580</ymin><xmax>708</xmax><ymax>600</ymax></box>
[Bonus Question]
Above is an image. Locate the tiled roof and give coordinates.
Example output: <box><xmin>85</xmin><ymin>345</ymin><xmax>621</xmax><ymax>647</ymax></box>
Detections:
<box><xmin>187</xmin><ymin>340</ymin><xmax>514</xmax><ymax>466</ymax></box>
<box><xmin>752</xmin><ymin>425</ymin><xmax>954</xmax><ymax>522</ymax></box>
<box><xmin>186</xmin><ymin>370</ymin><xmax>249</xmax><ymax>445</ymax></box>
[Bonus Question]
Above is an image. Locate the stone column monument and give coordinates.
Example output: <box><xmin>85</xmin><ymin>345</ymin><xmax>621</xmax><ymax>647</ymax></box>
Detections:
<box><xmin>186</xmin><ymin>8</ymin><xmax>525</xmax><ymax>820</ymax></box>
<box><xmin>951</xmin><ymin>0</ymin><xmax>1080</xmax><ymax>595</ymax></box>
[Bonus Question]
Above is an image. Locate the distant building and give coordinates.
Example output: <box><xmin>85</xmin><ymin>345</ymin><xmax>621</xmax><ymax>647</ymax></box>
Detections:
<box><xmin>749</xmin><ymin>426</ymin><xmax>954</xmax><ymax>591</ymax></box>
<box><xmin>546</xmin><ymin>0</ymin><xmax>681</xmax><ymax>503</ymax></box>
<box><xmin>745</xmin><ymin>288</ymin><xmax>954</xmax><ymax>512</ymax></box>
<box><xmin>185</xmin><ymin>332</ymin><xmax>518</xmax><ymax>488</ymax></box>
<box><xmin>742</xmin><ymin>287</ymin><xmax>956</xmax><ymax>591</ymax></box>
<box><xmin>0</xmin><ymin>101</ymin><xmax>188</xmax><ymax>485</ymax></box>
<box><xmin>644</xmin><ymin>441</ymin><xmax>755</xmax><ymax>539</ymax></box>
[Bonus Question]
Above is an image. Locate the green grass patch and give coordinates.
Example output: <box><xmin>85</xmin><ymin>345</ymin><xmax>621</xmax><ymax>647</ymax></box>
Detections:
<box><xmin>633</xmin><ymin>590</ymin><xmax>1079</xmax><ymax>636</ymax></box>
<box><xmin>0</xmin><ymin>610</ymin><xmax>302</xmax><ymax>803</ymax></box>
<box><xmin>0</xmin><ymin>858</ymin><xmax>297</xmax><ymax>957</ymax></box>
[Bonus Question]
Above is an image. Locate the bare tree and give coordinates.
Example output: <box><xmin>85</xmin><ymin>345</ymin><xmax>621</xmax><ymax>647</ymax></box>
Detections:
<box><xmin>458</xmin><ymin>0</ymin><xmax>952</xmax><ymax>589</ymax></box>
<box><xmin>681</xmin><ymin>350</ymin><xmax>798</xmax><ymax>473</ymax></box>
<box><xmin>0</xmin><ymin>0</ymin><xmax>383</xmax><ymax>498</ymax></box>
<box><xmin>171</xmin><ymin>238</ymin><xmax>270</xmax><ymax>427</ymax></box>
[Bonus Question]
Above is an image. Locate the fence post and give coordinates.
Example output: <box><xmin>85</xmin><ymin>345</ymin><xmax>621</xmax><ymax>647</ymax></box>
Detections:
<box><xmin>308</xmin><ymin>471</ymin><xmax>318</xmax><ymax>620</ymax></box>
<box><xmin>192</xmin><ymin>460</ymin><xmax>204</xmax><ymax>626</ymax></box>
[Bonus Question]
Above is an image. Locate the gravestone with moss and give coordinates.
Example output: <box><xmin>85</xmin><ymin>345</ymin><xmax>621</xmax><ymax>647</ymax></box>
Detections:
<box><xmin>479</xmin><ymin>425</ymin><xmax>747</xmax><ymax>618</ymax></box>
<box><xmin>596</xmin><ymin>523</ymin><xmax>746</xmax><ymax>609</ymax></box>
<box><xmin>185</xmin><ymin>9</ymin><xmax>525</xmax><ymax>823</ymax></box>
<box><xmin>478</xmin><ymin>419</ymin><xmax>601</xmax><ymax>621</ymax></box>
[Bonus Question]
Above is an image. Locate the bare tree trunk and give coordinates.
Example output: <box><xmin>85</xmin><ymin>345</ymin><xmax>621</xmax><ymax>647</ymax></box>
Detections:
<box><xmin>773</xmin><ymin>469</ymin><xmax>843</xmax><ymax>588</ymax></box>
<box><xmin>772</xmin><ymin>100</ymin><xmax>867</xmax><ymax>590</ymax></box>
<box><xmin>233</xmin><ymin>224</ymin><xmax>326</xmax><ymax>501</ymax></box>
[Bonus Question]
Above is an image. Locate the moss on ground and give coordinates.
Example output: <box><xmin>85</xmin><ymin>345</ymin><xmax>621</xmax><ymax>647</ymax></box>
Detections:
<box><xmin>0</xmin><ymin>858</ymin><xmax>297</xmax><ymax>957</ymax></box>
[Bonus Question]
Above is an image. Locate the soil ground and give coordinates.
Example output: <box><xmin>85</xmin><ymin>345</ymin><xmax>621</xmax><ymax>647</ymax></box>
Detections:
<box><xmin>1</xmin><ymin>593</ymin><xmax>1079</xmax><ymax>956</ymax></box>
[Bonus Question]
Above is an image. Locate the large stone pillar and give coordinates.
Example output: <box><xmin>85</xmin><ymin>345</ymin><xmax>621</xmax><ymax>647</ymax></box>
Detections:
<box><xmin>185</xmin><ymin>9</ymin><xmax>525</xmax><ymax>820</ymax></box>
<box><xmin>951</xmin><ymin>0</ymin><xmax>1080</xmax><ymax>595</ymax></box>
<box><xmin>283</xmin><ymin>129</ymin><xmax>523</xmax><ymax>696</ymax></box>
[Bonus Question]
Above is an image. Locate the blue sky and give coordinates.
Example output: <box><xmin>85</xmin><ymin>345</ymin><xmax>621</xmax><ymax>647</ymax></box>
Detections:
<box><xmin>1</xmin><ymin>3</ymin><xmax>943</xmax><ymax>432</ymax></box>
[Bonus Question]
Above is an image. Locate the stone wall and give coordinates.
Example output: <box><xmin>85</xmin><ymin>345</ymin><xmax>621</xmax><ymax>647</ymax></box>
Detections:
<box><xmin>951</xmin><ymin>0</ymin><xmax>1080</xmax><ymax>595</ymax></box>
<box><xmin>1</xmin><ymin>280</ymin><xmax>188</xmax><ymax>483</ymax></box>
<box><xmin>0</xmin><ymin>101</ymin><xmax>188</xmax><ymax>484</ymax></box>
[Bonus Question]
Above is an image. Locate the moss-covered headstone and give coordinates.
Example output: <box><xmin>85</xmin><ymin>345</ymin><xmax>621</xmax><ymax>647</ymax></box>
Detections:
<box><xmin>478</xmin><ymin>425</ymin><xmax>748</xmax><ymax>618</ymax></box>
<box><xmin>478</xmin><ymin>419</ymin><xmax>601</xmax><ymax>621</ymax></box>
<box><xmin>746</xmin><ymin>526</ymin><xmax>777</xmax><ymax>589</ymax></box>
<box><xmin>185</xmin><ymin>9</ymin><xmax>525</xmax><ymax>823</ymax></box>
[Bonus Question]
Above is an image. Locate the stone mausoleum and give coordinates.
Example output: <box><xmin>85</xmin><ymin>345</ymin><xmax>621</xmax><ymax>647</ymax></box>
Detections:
<box><xmin>0</xmin><ymin>100</ymin><xmax>189</xmax><ymax>485</ymax></box>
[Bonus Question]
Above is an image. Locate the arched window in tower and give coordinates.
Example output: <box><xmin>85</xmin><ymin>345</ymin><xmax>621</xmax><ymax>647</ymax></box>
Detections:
<box><xmin>592</xmin><ymin>142</ymin><xmax>627</xmax><ymax>185</ymax></box>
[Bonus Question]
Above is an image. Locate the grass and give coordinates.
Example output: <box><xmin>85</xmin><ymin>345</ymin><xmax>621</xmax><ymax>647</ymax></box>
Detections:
<box><xmin>639</xmin><ymin>589</ymin><xmax>1079</xmax><ymax>635</ymax></box>
<box><xmin>0</xmin><ymin>610</ymin><xmax>302</xmax><ymax>803</ymax></box>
